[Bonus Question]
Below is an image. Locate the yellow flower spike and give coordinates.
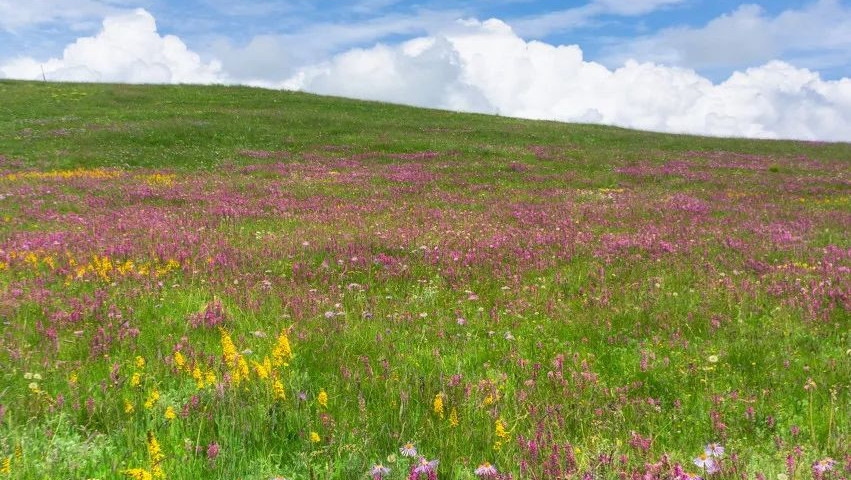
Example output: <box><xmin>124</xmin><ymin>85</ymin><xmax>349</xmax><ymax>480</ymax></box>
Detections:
<box><xmin>131</xmin><ymin>372</ymin><xmax>142</xmax><ymax>387</ymax></box>
<box><xmin>204</xmin><ymin>370</ymin><xmax>216</xmax><ymax>387</ymax></box>
<box><xmin>69</xmin><ymin>372</ymin><xmax>78</xmax><ymax>385</ymax></box>
<box><xmin>433</xmin><ymin>393</ymin><xmax>445</xmax><ymax>419</ymax></box>
<box><xmin>449</xmin><ymin>407</ymin><xmax>459</xmax><ymax>428</ymax></box>
<box><xmin>252</xmin><ymin>360</ymin><xmax>269</xmax><ymax>380</ymax></box>
<box><xmin>310</xmin><ymin>432</ymin><xmax>320</xmax><ymax>443</ymax></box>
<box><xmin>164</xmin><ymin>406</ymin><xmax>176</xmax><ymax>421</ymax></box>
<box><xmin>122</xmin><ymin>469</ymin><xmax>152</xmax><ymax>480</ymax></box>
<box><xmin>237</xmin><ymin>357</ymin><xmax>250</xmax><ymax>379</ymax></box>
<box><xmin>146</xmin><ymin>432</ymin><xmax>165</xmax><ymax>479</ymax></box>
<box><xmin>192</xmin><ymin>365</ymin><xmax>204</xmax><ymax>389</ymax></box>
<box><xmin>124</xmin><ymin>399</ymin><xmax>135</xmax><ymax>414</ymax></box>
<box><xmin>273</xmin><ymin>379</ymin><xmax>286</xmax><ymax>401</ymax></box>
<box><xmin>0</xmin><ymin>457</ymin><xmax>9</xmax><ymax>474</ymax></box>
<box><xmin>144</xmin><ymin>389</ymin><xmax>160</xmax><ymax>409</ymax></box>
<box><xmin>318</xmin><ymin>389</ymin><xmax>328</xmax><ymax>409</ymax></box>
<box><xmin>135</xmin><ymin>356</ymin><xmax>146</xmax><ymax>369</ymax></box>
<box><xmin>219</xmin><ymin>329</ymin><xmax>238</xmax><ymax>368</ymax></box>
<box><xmin>272</xmin><ymin>331</ymin><xmax>293</xmax><ymax>367</ymax></box>
<box><xmin>174</xmin><ymin>351</ymin><xmax>185</xmax><ymax>369</ymax></box>
<box><xmin>495</xmin><ymin>418</ymin><xmax>510</xmax><ymax>440</ymax></box>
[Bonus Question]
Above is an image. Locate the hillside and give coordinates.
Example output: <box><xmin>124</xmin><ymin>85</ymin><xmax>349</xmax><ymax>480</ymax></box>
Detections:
<box><xmin>0</xmin><ymin>80</ymin><xmax>849</xmax><ymax>480</ymax></box>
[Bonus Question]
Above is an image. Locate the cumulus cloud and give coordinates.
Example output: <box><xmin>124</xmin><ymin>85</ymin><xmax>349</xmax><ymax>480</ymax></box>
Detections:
<box><xmin>602</xmin><ymin>0</ymin><xmax>851</xmax><ymax>74</ymax></box>
<box><xmin>284</xmin><ymin>18</ymin><xmax>851</xmax><ymax>141</ymax></box>
<box><xmin>0</xmin><ymin>9</ymin><xmax>224</xmax><ymax>84</ymax></box>
<box><xmin>210</xmin><ymin>9</ymin><xmax>464</xmax><ymax>85</ymax></box>
<box><xmin>2</xmin><ymin>8</ymin><xmax>850</xmax><ymax>141</ymax></box>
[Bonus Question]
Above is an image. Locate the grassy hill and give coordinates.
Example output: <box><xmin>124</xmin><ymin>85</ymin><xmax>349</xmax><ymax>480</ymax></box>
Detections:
<box><xmin>0</xmin><ymin>80</ymin><xmax>849</xmax><ymax>480</ymax></box>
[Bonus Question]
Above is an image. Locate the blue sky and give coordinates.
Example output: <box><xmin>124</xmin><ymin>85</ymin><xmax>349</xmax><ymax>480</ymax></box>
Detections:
<box><xmin>1</xmin><ymin>0</ymin><xmax>850</xmax><ymax>141</ymax></box>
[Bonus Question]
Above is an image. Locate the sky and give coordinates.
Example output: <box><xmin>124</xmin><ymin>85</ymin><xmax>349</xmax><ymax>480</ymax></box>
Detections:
<box><xmin>1</xmin><ymin>0</ymin><xmax>850</xmax><ymax>141</ymax></box>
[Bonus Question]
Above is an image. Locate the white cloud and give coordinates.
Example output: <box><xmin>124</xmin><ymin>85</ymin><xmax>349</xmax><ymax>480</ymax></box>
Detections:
<box><xmin>209</xmin><ymin>9</ymin><xmax>464</xmax><ymax>85</ymax></box>
<box><xmin>0</xmin><ymin>9</ymin><xmax>224</xmax><ymax>84</ymax></box>
<box><xmin>602</xmin><ymin>0</ymin><xmax>851</xmax><ymax>73</ymax></box>
<box><xmin>2</xmin><ymin>8</ymin><xmax>850</xmax><ymax>142</ymax></box>
<box><xmin>284</xmin><ymin>18</ymin><xmax>851</xmax><ymax>141</ymax></box>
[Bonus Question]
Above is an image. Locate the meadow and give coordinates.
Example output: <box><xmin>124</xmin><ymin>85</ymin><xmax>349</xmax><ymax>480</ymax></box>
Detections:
<box><xmin>0</xmin><ymin>80</ymin><xmax>849</xmax><ymax>480</ymax></box>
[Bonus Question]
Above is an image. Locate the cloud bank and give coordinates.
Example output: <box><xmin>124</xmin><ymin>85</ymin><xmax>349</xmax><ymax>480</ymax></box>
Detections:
<box><xmin>2</xmin><ymin>8</ymin><xmax>850</xmax><ymax>142</ymax></box>
<box><xmin>0</xmin><ymin>9</ymin><xmax>224</xmax><ymax>84</ymax></box>
<box><xmin>284</xmin><ymin>19</ymin><xmax>851</xmax><ymax>141</ymax></box>
<box><xmin>602</xmin><ymin>0</ymin><xmax>851</xmax><ymax>74</ymax></box>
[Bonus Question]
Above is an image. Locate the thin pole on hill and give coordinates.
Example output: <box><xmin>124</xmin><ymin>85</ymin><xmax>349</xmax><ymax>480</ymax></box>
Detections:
<box><xmin>41</xmin><ymin>65</ymin><xmax>46</xmax><ymax>82</ymax></box>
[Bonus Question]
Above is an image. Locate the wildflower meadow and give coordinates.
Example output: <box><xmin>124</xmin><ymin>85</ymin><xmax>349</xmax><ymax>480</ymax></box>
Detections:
<box><xmin>0</xmin><ymin>80</ymin><xmax>849</xmax><ymax>479</ymax></box>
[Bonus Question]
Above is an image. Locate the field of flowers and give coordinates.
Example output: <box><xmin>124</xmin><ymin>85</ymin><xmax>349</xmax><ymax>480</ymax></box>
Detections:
<box><xmin>0</xmin><ymin>80</ymin><xmax>849</xmax><ymax>480</ymax></box>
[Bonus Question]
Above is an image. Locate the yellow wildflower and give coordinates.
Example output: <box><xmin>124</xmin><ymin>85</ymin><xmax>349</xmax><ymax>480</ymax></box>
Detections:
<box><xmin>174</xmin><ymin>352</ymin><xmax>185</xmax><ymax>369</ymax></box>
<box><xmin>204</xmin><ymin>370</ymin><xmax>216</xmax><ymax>386</ymax></box>
<box><xmin>252</xmin><ymin>360</ymin><xmax>269</xmax><ymax>380</ymax></box>
<box><xmin>272</xmin><ymin>331</ymin><xmax>292</xmax><ymax>366</ymax></box>
<box><xmin>0</xmin><ymin>457</ymin><xmax>9</xmax><ymax>474</ymax></box>
<box><xmin>220</xmin><ymin>329</ymin><xmax>238</xmax><ymax>368</ymax></box>
<box><xmin>144</xmin><ymin>389</ymin><xmax>160</xmax><ymax>409</ymax></box>
<box><xmin>318</xmin><ymin>389</ymin><xmax>328</xmax><ymax>408</ymax></box>
<box><xmin>237</xmin><ymin>357</ymin><xmax>250</xmax><ymax>379</ymax></box>
<box><xmin>147</xmin><ymin>432</ymin><xmax>164</xmax><ymax>479</ymax></box>
<box><xmin>69</xmin><ymin>371</ymin><xmax>78</xmax><ymax>385</ymax></box>
<box><xmin>433</xmin><ymin>393</ymin><xmax>444</xmax><ymax>419</ymax></box>
<box><xmin>164</xmin><ymin>406</ymin><xmax>176</xmax><ymax>421</ymax></box>
<box><xmin>273</xmin><ymin>379</ymin><xmax>286</xmax><ymax>401</ymax></box>
<box><xmin>192</xmin><ymin>365</ymin><xmax>204</xmax><ymax>389</ymax></box>
<box><xmin>124</xmin><ymin>399</ymin><xmax>135</xmax><ymax>414</ymax></box>
<box><xmin>449</xmin><ymin>407</ymin><xmax>459</xmax><ymax>427</ymax></box>
<box><xmin>135</xmin><ymin>356</ymin><xmax>146</xmax><ymax>369</ymax></box>
<box><xmin>495</xmin><ymin>418</ymin><xmax>510</xmax><ymax>440</ymax></box>
<box><xmin>310</xmin><ymin>431</ymin><xmax>320</xmax><ymax>443</ymax></box>
<box><xmin>131</xmin><ymin>372</ymin><xmax>142</xmax><ymax>388</ymax></box>
<box><xmin>122</xmin><ymin>469</ymin><xmax>152</xmax><ymax>480</ymax></box>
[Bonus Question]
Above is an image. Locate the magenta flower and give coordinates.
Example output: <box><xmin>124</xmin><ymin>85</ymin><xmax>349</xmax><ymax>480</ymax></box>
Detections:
<box><xmin>206</xmin><ymin>441</ymin><xmax>220</xmax><ymax>461</ymax></box>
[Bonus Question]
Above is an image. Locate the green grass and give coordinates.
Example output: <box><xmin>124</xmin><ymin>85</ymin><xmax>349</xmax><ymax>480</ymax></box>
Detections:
<box><xmin>0</xmin><ymin>80</ymin><xmax>849</xmax><ymax>480</ymax></box>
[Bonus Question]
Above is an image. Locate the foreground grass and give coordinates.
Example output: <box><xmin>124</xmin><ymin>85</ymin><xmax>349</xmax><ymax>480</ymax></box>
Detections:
<box><xmin>0</xmin><ymin>80</ymin><xmax>849</xmax><ymax>480</ymax></box>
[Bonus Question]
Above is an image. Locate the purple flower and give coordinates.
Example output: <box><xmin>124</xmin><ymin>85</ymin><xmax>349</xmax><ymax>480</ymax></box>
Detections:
<box><xmin>704</xmin><ymin>443</ymin><xmax>724</xmax><ymax>458</ymax></box>
<box><xmin>399</xmin><ymin>442</ymin><xmax>417</xmax><ymax>457</ymax></box>
<box><xmin>369</xmin><ymin>464</ymin><xmax>391</xmax><ymax>479</ymax></box>
<box><xmin>475</xmin><ymin>461</ymin><xmax>498</xmax><ymax>477</ymax></box>
<box><xmin>694</xmin><ymin>453</ymin><xmax>718</xmax><ymax>474</ymax></box>
<box><xmin>813</xmin><ymin>458</ymin><xmax>835</xmax><ymax>475</ymax></box>
<box><xmin>413</xmin><ymin>457</ymin><xmax>438</xmax><ymax>474</ymax></box>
